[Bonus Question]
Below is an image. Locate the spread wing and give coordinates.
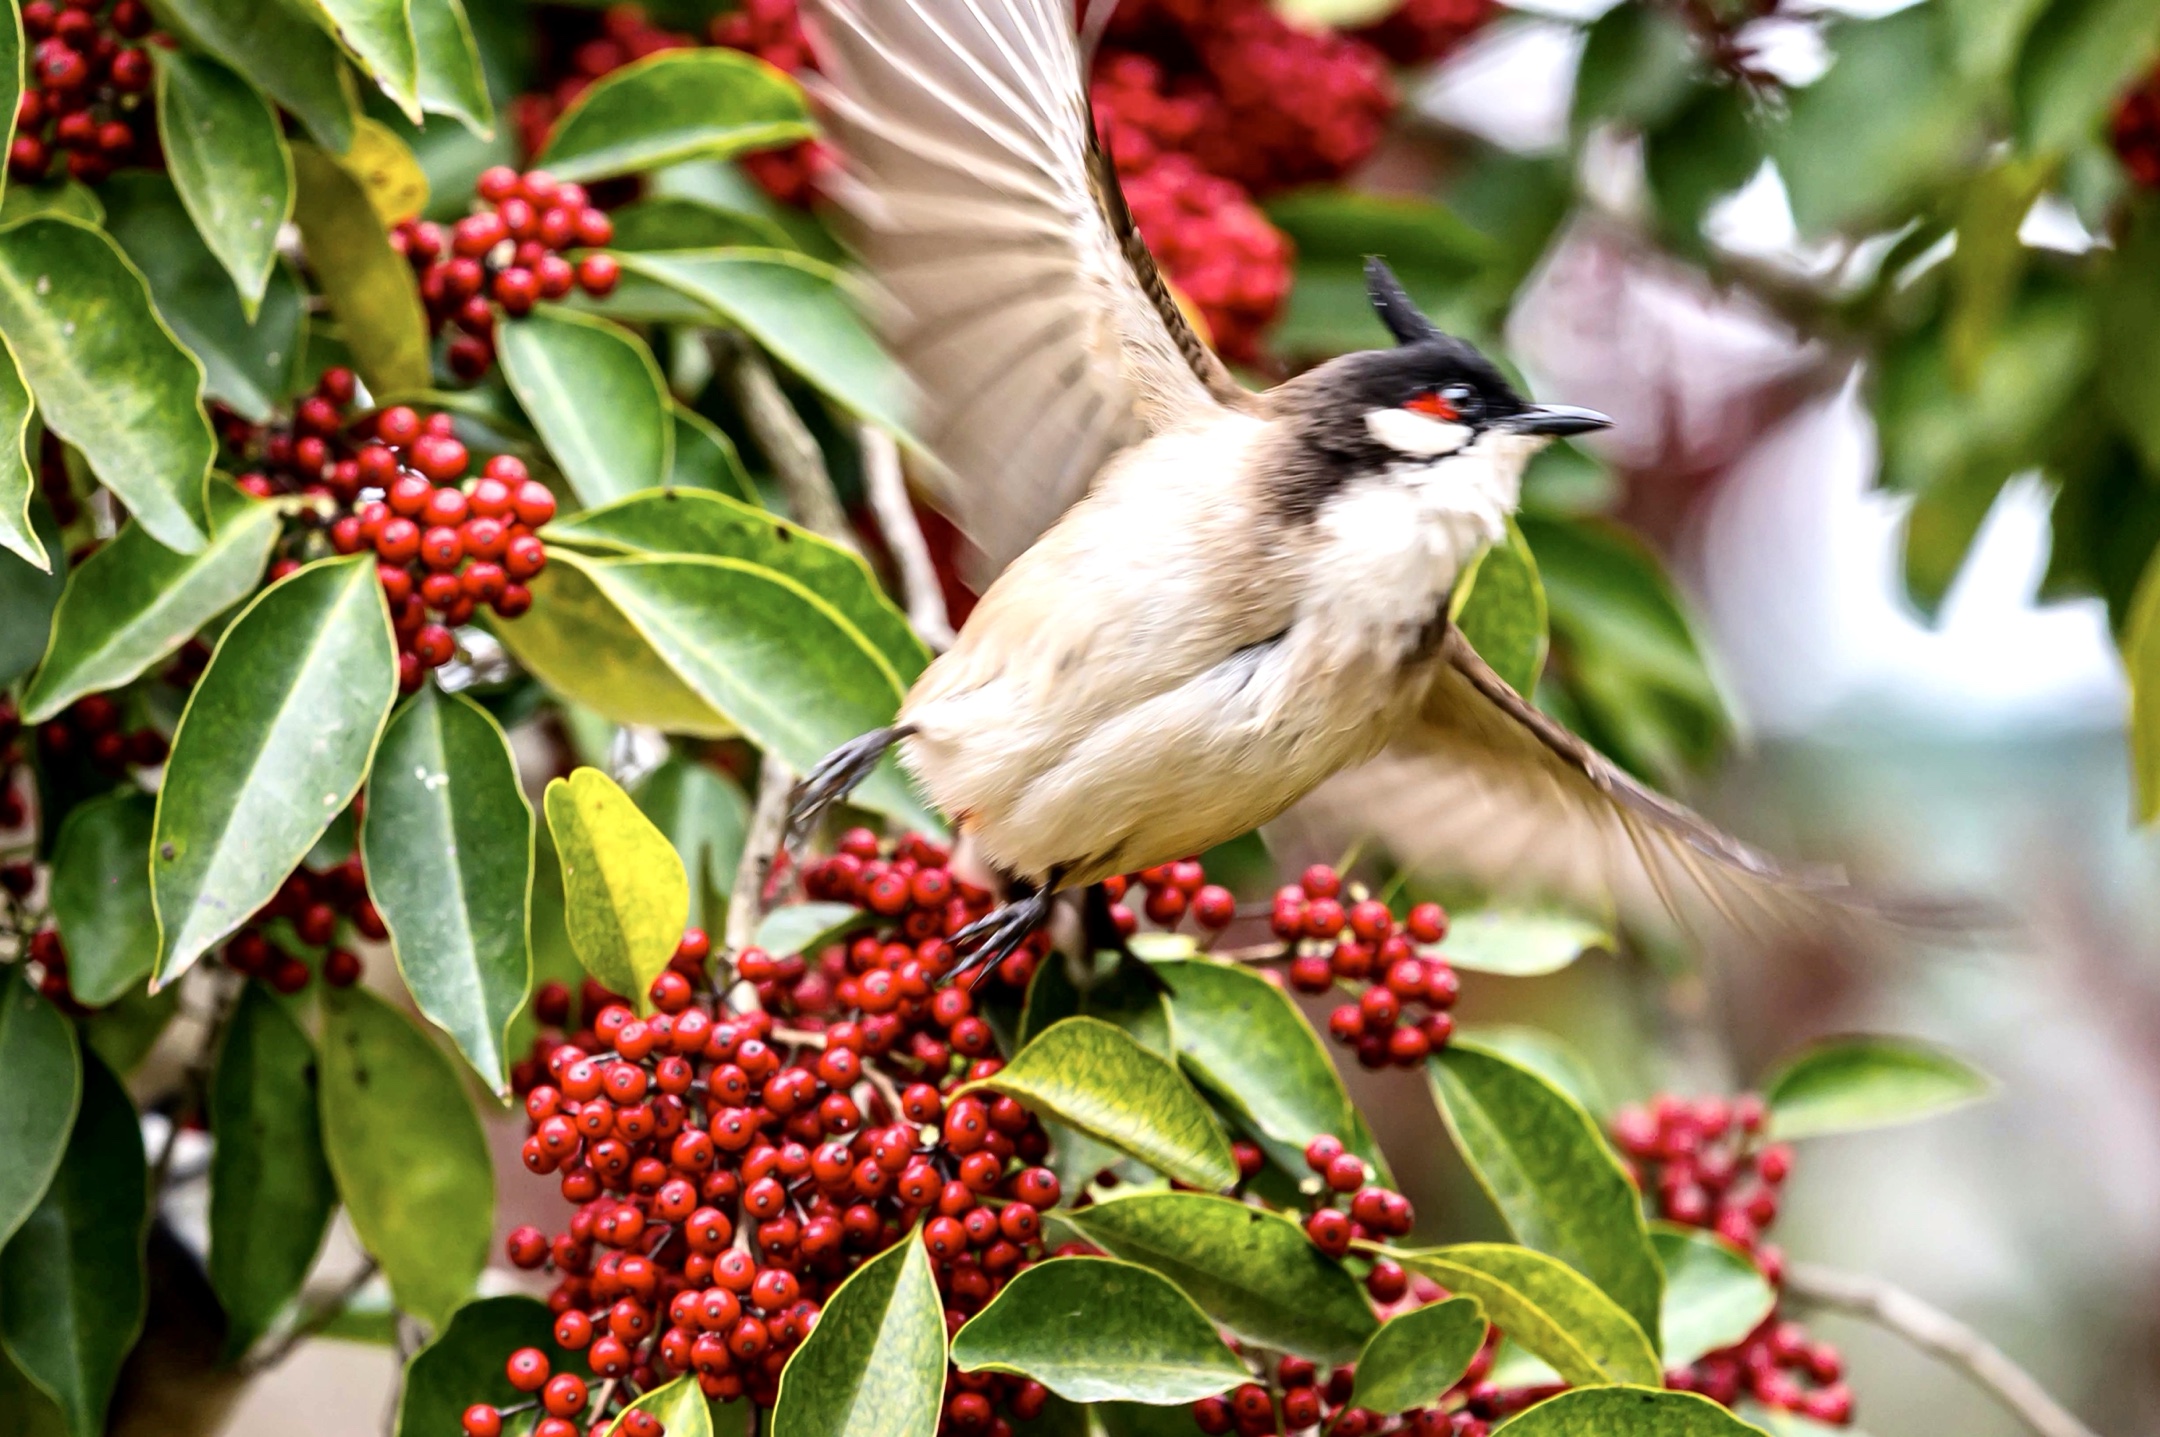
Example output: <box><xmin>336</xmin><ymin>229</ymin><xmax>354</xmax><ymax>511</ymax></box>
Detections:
<box><xmin>803</xmin><ymin>0</ymin><xmax>1243</xmax><ymax>575</ymax></box>
<box><xmin>1287</xmin><ymin>629</ymin><xmax>1962</xmax><ymax>946</ymax></box>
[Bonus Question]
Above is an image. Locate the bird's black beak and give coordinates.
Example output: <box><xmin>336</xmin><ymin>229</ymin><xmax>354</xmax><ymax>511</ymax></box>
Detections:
<box><xmin>1506</xmin><ymin>404</ymin><xmax>1612</xmax><ymax>437</ymax></box>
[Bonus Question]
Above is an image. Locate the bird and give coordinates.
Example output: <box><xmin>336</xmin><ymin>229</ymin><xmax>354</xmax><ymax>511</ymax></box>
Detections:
<box><xmin>787</xmin><ymin>0</ymin><xmax>1916</xmax><ymax>980</ymax></box>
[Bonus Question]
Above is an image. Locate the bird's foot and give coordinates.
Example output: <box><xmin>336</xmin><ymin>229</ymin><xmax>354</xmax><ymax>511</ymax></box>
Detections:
<box><xmin>786</xmin><ymin>725</ymin><xmax>912</xmax><ymax>848</ymax></box>
<box><xmin>947</xmin><ymin>882</ymin><xmax>1055</xmax><ymax>990</ymax></box>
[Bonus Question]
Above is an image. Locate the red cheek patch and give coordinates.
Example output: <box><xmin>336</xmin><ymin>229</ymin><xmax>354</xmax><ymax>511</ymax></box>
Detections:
<box><xmin>1404</xmin><ymin>392</ymin><xmax>1458</xmax><ymax>420</ymax></box>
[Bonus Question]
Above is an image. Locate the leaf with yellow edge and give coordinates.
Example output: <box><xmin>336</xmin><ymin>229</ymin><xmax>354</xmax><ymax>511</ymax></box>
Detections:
<box><xmin>606</xmin><ymin>1375</ymin><xmax>721</xmax><ymax>1437</ymax></box>
<box><xmin>543</xmin><ymin>767</ymin><xmax>687</xmax><ymax>1015</ymax></box>
<box><xmin>1384</xmin><ymin>1242</ymin><xmax>1661</xmax><ymax>1389</ymax></box>
<box><xmin>340</xmin><ymin>118</ymin><xmax>430</xmax><ymax>226</ymax></box>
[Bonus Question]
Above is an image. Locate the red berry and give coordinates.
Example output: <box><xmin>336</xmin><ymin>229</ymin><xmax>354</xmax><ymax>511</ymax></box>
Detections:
<box><xmin>513</xmin><ymin>480</ymin><xmax>557</xmax><ymax>527</ymax></box>
<box><xmin>505</xmin><ymin>1346</ymin><xmax>550</xmax><ymax>1392</ymax></box>
<box><xmin>577</xmin><ymin>254</ymin><xmax>621</xmax><ymax>296</ymax></box>
<box><xmin>1304</xmin><ymin>1207</ymin><xmax>1351</xmax><ymax>1257</ymax></box>
<box><xmin>462</xmin><ymin>1405</ymin><xmax>502</xmax><ymax>1437</ymax></box>
<box><xmin>540</xmin><ymin>1373</ymin><xmax>587</xmax><ymax>1418</ymax></box>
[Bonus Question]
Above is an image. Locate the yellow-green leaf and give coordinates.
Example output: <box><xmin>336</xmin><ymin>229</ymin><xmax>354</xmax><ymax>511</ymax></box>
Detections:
<box><xmin>1491</xmin><ymin>1386</ymin><xmax>1769</xmax><ymax>1435</ymax></box>
<box><xmin>1348</xmin><ymin>1297</ymin><xmax>1487</xmax><ymax>1416</ymax></box>
<box><xmin>311</xmin><ymin>0</ymin><xmax>421</xmax><ymax>120</ymax></box>
<box><xmin>2130</xmin><ymin>547</ymin><xmax>2160</xmax><ymax>823</ymax></box>
<box><xmin>291</xmin><ymin>141</ymin><xmax>431</xmax><ymax>395</ymax></box>
<box><xmin>1451</xmin><ymin>516</ymin><xmax>1548</xmax><ymax>696</ymax></box>
<box><xmin>1442</xmin><ymin>908</ymin><xmax>1610</xmax><ymax>978</ymax></box>
<box><xmin>0</xmin><ymin>335</ymin><xmax>36</xmax><ymax>570</ymax></box>
<box><xmin>606</xmin><ymin>1375</ymin><xmax>717</xmax><ymax>1437</ymax></box>
<box><xmin>1387</xmin><ymin>1243</ymin><xmax>1661</xmax><ymax>1389</ymax></box>
<box><xmin>544</xmin><ymin>766</ymin><xmax>687</xmax><ymax>1015</ymax></box>
<box><xmin>769</xmin><ymin>1233</ymin><xmax>944</xmax><ymax>1437</ymax></box>
<box><xmin>1762</xmin><ymin>1035</ymin><xmax>1993</xmax><ymax>1140</ymax></box>
<box><xmin>538</xmin><ymin>50</ymin><xmax>811</xmax><ymax>184</ymax></box>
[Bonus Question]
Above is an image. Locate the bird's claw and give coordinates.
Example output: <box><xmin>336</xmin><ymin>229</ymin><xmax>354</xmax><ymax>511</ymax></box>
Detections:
<box><xmin>946</xmin><ymin>887</ymin><xmax>1053</xmax><ymax>990</ymax></box>
<box><xmin>786</xmin><ymin>725</ymin><xmax>908</xmax><ymax>849</ymax></box>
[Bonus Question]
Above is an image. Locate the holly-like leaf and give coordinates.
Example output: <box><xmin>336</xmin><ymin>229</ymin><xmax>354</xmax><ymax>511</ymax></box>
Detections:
<box><xmin>544</xmin><ymin>765</ymin><xmax>687</xmax><ymax>1015</ymax></box>
<box><xmin>208</xmin><ymin>982</ymin><xmax>336</xmax><ymax>1360</ymax></box>
<box><xmin>968</xmin><ymin>1018</ymin><xmax>1239</xmax><ymax>1192</ymax></box>
<box><xmin>152</xmin><ymin>49</ymin><xmax>292</xmax><ymax>317</ymax></box>
<box><xmin>153</xmin><ymin>0</ymin><xmax>357</xmax><ymax>152</ymax></box>
<box><xmin>0</xmin><ymin>1052</ymin><xmax>145</xmax><ymax>1437</ymax></box>
<box><xmin>151</xmin><ymin>556</ymin><xmax>397</xmax><ymax>988</ymax></box>
<box><xmin>2015</xmin><ymin>0</ymin><xmax>2160</xmax><ymax>158</ymax></box>
<box><xmin>1063</xmin><ymin>1193</ymin><xmax>1377</xmax><ymax>1364</ymax></box>
<box><xmin>23</xmin><ymin>478</ymin><xmax>278</xmax><ymax>723</ymax></box>
<box><xmin>0</xmin><ymin>500</ymin><xmax>62</xmax><ymax>682</ymax></box>
<box><xmin>311</xmin><ymin>0</ymin><xmax>420</xmax><ymax>120</ymax></box>
<box><xmin>393</xmin><ymin>1295</ymin><xmax>571</xmax><ymax>1437</ymax></box>
<box><xmin>410</xmin><ymin>0</ymin><xmax>491</xmax><ymax>136</ymax></box>
<box><xmin>1451</xmin><ymin>517</ymin><xmax>1548</xmax><ymax>697</ymax></box>
<box><xmin>1429</xmin><ymin>1043</ymin><xmax>1663</xmax><ymax>1344</ymax></box>
<box><xmin>538</xmin><ymin>50</ymin><xmax>812</xmax><ymax>183</ymax></box>
<box><xmin>0</xmin><ymin>337</ymin><xmax>36</xmax><ymax>571</ymax></box>
<box><xmin>607</xmin><ymin>1374</ymin><xmax>720</xmax><ymax>1437</ymax></box>
<box><xmin>0</xmin><ymin>216</ymin><xmax>213</xmax><ymax>553</ymax></box>
<box><xmin>1442</xmin><ymin>909</ymin><xmax>1610</xmax><ymax>978</ymax></box>
<box><xmin>1488</xmin><ymin>1386</ymin><xmax>1768</xmax><ymax>1435</ymax></box>
<box><xmin>670</xmin><ymin>403</ymin><xmax>759</xmax><ymax>503</ymax></box>
<box><xmin>0</xmin><ymin>968</ymin><xmax>79</xmax><ymax>1248</ymax></box>
<box><xmin>543</xmin><ymin>487</ymin><xmax>929</xmax><ymax>684</ymax></box>
<box><xmin>1652</xmin><ymin>1224</ymin><xmax>1776</xmax><ymax>1369</ymax></box>
<box><xmin>769</xmin><ymin>1232</ymin><xmax>945</xmax><ymax>1437</ymax></box>
<box><xmin>364</xmin><ymin>686</ymin><xmax>534</xmax><ymax>1095</ymax></box>
<box><xmin>318</xmin><ymin>982</ymin><xmax>494</xmax><ymax>1329</ymax></box>
<box><xmin>497</xmin><ymin>307</ymin><xmax>673</xmax><ymax>508</ymax></box>
<box><xmin>951</xmin><ymin>1256</ymin><xmax>1246</xmax><ymax>1405</ymax></box>
<box><xmin>752</xmin><ymin>901</ymin><xmax>865</xmax><ymax>958</ymax></box>
<box><xmin>291</xmin><ymin>142</ymin><xmax>432</xmax><ymax>396</ymax></box>
<box><xmin>1762</xmin><ymin>1036</ymin><xmax>1993</xmax><ymax>1140</ymax></box>
<box><xmin>1348</xmin><ymin>1297</ymin><xmax>1487</xmax><ymax>1417</ymax></box>
<box><xmin>1387</xmin><ymin>1243</ymin><xmax>1661</xmax><ymax>1389</ymax></box>
<box><xmin>47</xmin><ymin>793</ymin><xmax>159</xmax><ymax>1007</ymax></box>
<box><xmin>633</xmin><ymin>755</ymin><xmax>749</xmax><ymax>933</ymax></box>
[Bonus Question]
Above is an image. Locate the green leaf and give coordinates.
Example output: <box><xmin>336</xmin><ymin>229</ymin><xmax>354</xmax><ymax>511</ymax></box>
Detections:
<box><xmin>1348</xmin><ymin>1297</ymin><xmax>1487</xmax><ymax>1416</ymax></box>
<box><xmin>1458</xmin><ymin>1026</ymin><xmax>1606</xmax><ymax>1118</ymax></box>
<box><xmin>81</xmin><ymin>982</ymin><xmax>179</xmax><ymax>1079</ymax></box>
<box><xmin>208</xmin><ymin>982</ymin><xmax>336</xmax><ymax>1359</ymax></box>
<box><xmin>410</xmin><ymin>0</ymin><xmax>491</xmax><ymax>135</ymax></box>
<box><xmin>0</xmin><ymin>216</ymin><xmax>213</xmax><ymax>553</ymax></box>
<box><xmin>318</xmin><ymin>982</ymin><xmax>494</xmax><ymax>1329</ymax></box>
<box><xmin>2015</xmin><ymin>0</ymin><xmax>2160</xmax><ymax>157</ymax></box>
<box><xmin>610</xmin><ymin>196</ymin><xmax>794</xmax><ymax>252</ymax></box>
<box><xmin>0</xmin><ymin>499</ymin><xmax>61</xmax><ymax>682</ymax></box>
<box><xmin>98</xmin><ymin>173</ymin><xmax>305</xmax><ymax>425</ymax></box>
<box><xmin>752</xmin><ymin>901</ymin><xmax>866</xmax><ymax>957</ymax></box>
<box><xmin>153</xmin><ymin>49</ymin><xmax>293</xmax><ymax>317</ymax></box>
<box><xmin>498</xmin><ymin>308</ymin><xmax>673</xmax><ymax>508</ymax></box>
<box><xmin>633</xmin><ymin>755</ymin><xmax>749</xmax><ymax>932</ymax></box>
<box><xmin>1451</xmin><ymin>517</ymin><xmax>1548</xmax><ymax>697</ymax></box>
<box><xmin>47</xmin><ymin>793</ymin><xmax>159</xmax><ymax>1007</ymax></box>
<box><xmin>393</xmin><ymin>1295</ymin><xmax>570</xmax><ymax>1437</ymax></box>
<box><xmin>0</xmin><ymin>337</ymin><xmax>37</xmax><ymax>570</ymax></box>
<box><xmin>0</xmin><ymin>968</ymin><xmax>79</xmax><ymax>1248</ymax></box>
<box><xmin>1387</xmin><ymin>1243</ymin><xmax>1661</xmax><ymax>1389</ymax></box>
<box><xmin>670</xmin><ymin>404</ymin><xmax>758</xmax><ymax>503</ymax></box>
<box><xmin>1494</xmin><ymin>1386</ymin><xmax>1769</xmax><ymax>1435</ymax></box>
<box><xmin>2098</xmin><ymin>201</ymin><xmax>2160</xmax><ymax>478</ymax></box>
<box><xmin>1429</xmin><ymin>1043</ymin><xmax>1663</xmax><ymax>1344</ymax></box>
<box><xmin>0</xmin><ymin>0</ymin><xmax>20</xmax><ymax>212</ymax></box>
<box><xmin>1443</xmin><ymin>908</ymin><xmax>1610</xmax><ymax>978</ymax></box>
<box><xmin>24</xmin><ymin>478</ymin><xmax>278</xmax><ymax>723</ymax></box>
<box><xmin>539</xmin><ymin>50</ymin><xmax>812</xmax><ymax>183</ymax></box>
<box><xmin>2133</xmin><ymin>550</ymin><xmax>2160</xmax><ymax>822</ymax></box>
<box><xmin>611</xmin><ymin>249</ymin><xmax>913</xmax><ymax>436</ymax></box>
<box><xmin>0</xmin><ymin>1344</ymin><xmax>68</xmax><ymax>1437</ymax></box>
<box><xmin>607</xmin><ymin>1374</ymin><xmax>719</xmax><ymax>1437</ymax></box>
<box><xmin>1643</xmin><ymin>83</ymin><xmax>1762</xmax><ymax>255</ymax></box>
<box><xmin>544</xmin><ymin>765</ymin><xmax>687</xmax><ymax>1014</ymax></box>
<box><xmin>291</xmin><ymin>142</ymin><xmax>432</xmax><ymax>396</ymax></box>
<box><xmin>151</xmin><ymin>555</ymin><xmax>398</xmax><ymax>988</ymax></box>
<box><xmin>150</xmin><ymin>0</ymin><xmax>358</xmax><ymax>152</ymax></box>
<box><xmin>1763</xmin><ymin>1035</ymin><xmax>1993</xmax><ymax>1140</ymax></box>
<box><xmin>363</xmin><ymin>686</ymin><xmax>534</xmax><ymax>1095</ymax></box>
<box><xmin>312</xmin><ymin>0</ymin><xmax>420</xmax><ymax>120</ymax></box>
<box><xmin>1064</xmin><ymin>1193</ymin><xmax>1376</xmax><ymax>1364</ymax></box>
<box><xmin>769</xmin><ymin>1232</ymin><xmax>944</xmax><ymax>1437</ymax></box>
<box><xmin>967</xmin><ymin>1017</ymin><xmax>1238</xmax><ymax>1192</ymax></box>
<box><xmin>0</xmin><ymin>181</ymin><xmax>99</xmax><ymax>227</ymax></box>
<box><xmin>1572</xmin><ymin>3</ymin><xmax>1700</xmax><ymax>132</ymax></box>
<box><xmin>950</xmin><ymin>1256</ymin><xmax>1246</xmax><ymax>1405</ymax></box>
<box><xmin>0</xmin><ymin>1053</ymin><xmax>145</xmax><ymax>1437</ymax></box>
<box><xmin>1652</xmin><ymin>1223</ymin><xmax>1775</xmax><ymax>1369</ymax></box>
<box><xmin>543</xmin><ymin>487</ymin><xmax>929</xmax><ymax>683</ymax></box>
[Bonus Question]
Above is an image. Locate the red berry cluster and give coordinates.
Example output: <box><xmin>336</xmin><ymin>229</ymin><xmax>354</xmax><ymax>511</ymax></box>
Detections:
<box><xmin>391</xmin><ymin>167</ymin><xmax>621</xmax><ymax>383</ymax></box>
<box><xmin>707</xmin><ymin>0</ymin><xmax>836</xmax><ymax>207</ymax></box>
<box><xmin>1114</xmin><ymin>142</ymin><xmax>1293</xmax><ymax>365</ymax></box>
<box><xmin>2114</xmin><ymin>64</ymin><xmax>2160</xmax><ymax>188</ymax></box>
<box><xmin>510</xmin><ymin>3</ymin><xmax>695</xmax><ymax>162</ymax></box>
<box><xmin>1269</xmin><ymin>865</ymin><xmax>1458</xmax><ymax>1070</ymax></box>
<box><xmin>1295</xmin><ymin>1132</ymin><xmax>1415</xmax><ymax>1260</ymax></box>
<box><xmin>1349</xmin><ymin>0</ymin><xmax>1496</xmax><ymax>67</ymax></box>
<box><xmin>1613</xmin><ymin>1095</ymin><xmax>1853</xmax><ymax>1426</ymax></box>
<box><xmin>35</xmin><ymin>692</ymin><xmax>166</xmax><ymax>776</ymax></box>
<box><xmin>795</xmin><ymin>828</ymin><xmax>1041</xmax><ymax>997</ymax></box>
<box><xmin>463</xmin><ymin>1351</ymin><xmax>666</xmax><ymax>1437</ymax></box>
<box><xmin>7</xmin><ymin>0</ymin><xmax>157</xmax><ymax>185</ymax></box>
<box><xmin>214</xmin><ymin>848</ymin><xmax>383</xmax><ymax>995</ymax></box>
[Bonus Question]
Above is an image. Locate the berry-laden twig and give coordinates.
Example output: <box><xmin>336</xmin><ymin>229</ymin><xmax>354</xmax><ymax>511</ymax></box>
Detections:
<box><xmin>9</xmin><ymin>0</ymin><xmax>160</xmax><ymax>185</ymax></box>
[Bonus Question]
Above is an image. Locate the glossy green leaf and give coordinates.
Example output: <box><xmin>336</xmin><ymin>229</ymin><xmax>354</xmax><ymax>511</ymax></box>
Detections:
<box><xmin>319</xmin><ymin>982</ymin><xmax>493</xmax><ymax>1329</ymax></box>
<box><xmin>0</xmin><ymin>969</ymin><xmax>79</xmax><ymax>1248</ymax></box>
<box><xmin>1652</xmin><ymin>1224</ymin><xmax>1775</xmax><ymax>1369</ymax></box>
<box><xmin>0</xmin><ymin>337</ymin><xmax>36</xmax><ymax>570</ymax></box>
<box><xmin>951</xmin><ymin>1257</ymin><xmax>1246</xmax><ymax>1405</ymax></box>
<box><xmin>607</xmin><ymin>1374</ymin><xmax>718</xmax><ymax>1437</ymax></box>
<box><xmin>769</xmin><ymin>1232</ymin><xmax>944</xmax><ymax>1437</ymax></box>
<box><xmin>0</xmin><ymin>216</ymin><xmax>212</xmax><ymax>553</ymax></box>
<box><xmin>497</xmin><ymin>307</ymin><xmax>673</xmax><ymax>507</ymax></box>
<box><xmin>410</xmin><ymin>0</ymin><xmax>491</xmax><ymax>135</ymax></box>
<box><xmin>610</xmin><ymin>196</ymin><xmax>793</xmax><ymax>252</ymax></box>
<box><xmin>1458</xmin><ymin>1026</ymin><xmax>1606</xmax><ymax>1118</ymax></box>
<box><xmin>47</xmin><ymin>793</ymin><xmax>158</xmax><ymax>1007</ymax></box>
<box><xmin>1492</xmin><ymin>1386</ymin><xmax>1768</xmax><ymax>1436</ymax></box>
<box><xmin>0</xmin><ymin>1053</ymin><xmax>145</xmax><ymax>1437</ymax></box>
<box><xmin>1443</xmin><ymin>908</ymin><xmax>1610</xmax><ymax>978</ymax></box>
<box><xmin>968</xmin><ymin>1018</ymin><xmax>1238</xmax><ymax>1192</ymax></box>
<box><xmin>151</xmin><ymin>555</ymin><xmax>397</xmax><ymax>988</ymax></box>
<box><xmin>753</xmin><ymin>901</ymin><xmax>866</xmax><ymax>957</ymax></box>
<box><xmin>1763</xmin><ymin>1036</ymin><xmax>1993</xmax><ymax>1140</ymax></box>
<box><xmin>312</xmin><ymin>0</ymin><xmax>420</xmax><ymax>120</ymax></box>
<box><xmin>208</xmin><ymin>982</ymin><xmax>336</xmax><ymax>1359</ymax></box>
<box><xmin>153</xmin><ymin>49</ymin><xmax>292</xmax><ymax>317</ymax></box>
<box><xmin>2016</xmin><ymin>0</ymin><xmax>2160</xmax><ymax>156</ymax></box>
<box><xmin>0</xmin><ymin>0</ymin><xmax>20</xmax><ymax>212</ymax></box>
<box><xmin>634</xmin><ymin>755</ymin><xmax>749</xmax><ymax>931</ymax></box>
<box><xmin>394</xmin><ymin>1296</ymin><xmax>570</xmax><ymax>1437</ymax></box>
<box><xmin>544</xmin><ymin>487</ymin><xmax>928</xmax><ymax>682</ymax></box>
<box><xmin>291</xmin><ymin>142</ymin><xmax>432</xmax><ymax>396</ymax></box>
<box><xmin>1429</xmin><ymin>1043</ymin><xmax>1663</xmax><ymax>1344</ymax></box>
<box><xmin>1388</xmin><ymin>1243</ymin><xmax>1661</xmax><ymax>1389</ymax></box>
<box><xmin>1349</xmin><ymin>1297</ymin><xmax>1487</xmax><ymax>1416</ymax></box>
<box><xmin>1063</xmin><ymin>1193</ymin><xmax>1377</xmax><ymax>1364</ymax></box>
<box><xmin>0</xmin><ymin>1345</ymin><xmax>67</xmax><ymax>1437</ymax></box>
<box><xmin>24</xmin><ymin>478</ymin><xmax>278</xmax><ymax>723</ymax></box>
<box><xmin>1451</xmin><ymin>516</ymin><xmax>1548</xmax><ymax>696</ymax></box>
<box><xmin>364</xmin><ymin>686</ymin><xmax>534</xmax><ymax>1095</ymax></box>
<box><xmin>2132</xmin><ymin>551</ymin><xmax>2160</xmax><ymax>823</ymax></box>
<box><xmin>0</xmin><ymin>500</ymin><xmax>61</xmax><ymax>682</ymax></box>
<box><xmin>613</xmin><ymin>249</ymin><xmax>913</xmax><ymax>437</ymax></box>
<box><xmin>0</xmin><ymin>181</ymin><xmax>98</xmax><ymax>226</ymax></box>
<box><xmin>671</xmin><ymin>403</ymin><xmax>758</xmax><ymax>503</ymax></box>
<box><xmin>539</xmin><ymin>50</ymin><xmax>811</xmax><ymax>183</ymax></box>
<box><xmin>544</xmin><ymin>765</ymin><xmax>688</xmax><ymax>1014</ymax></box>
<box><xmin>1018</xmin><ymin>951</ymin><xmax>1172</xmax><ymax>1059</ymax></box>
<box><xmin>152</xmin><ymin>0</ymin><xmax>357</xmax><ymax>151</ymax></box>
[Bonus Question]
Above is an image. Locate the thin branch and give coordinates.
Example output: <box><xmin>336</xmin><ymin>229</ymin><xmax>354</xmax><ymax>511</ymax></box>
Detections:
<box><xmin>238</xmin><ymin>1259</ymin><xmax>382</xmax><ymax>1376</ymax></box>
<box><xmin>713</xmin><ymin>332</ymin><xmax>855</xmax><ymax>548</ymax></box>
<box><xmin>1782</xmin><ymin>1262</ymin><xmax>2102</xmax><ymax>1437</ymax></box>
<box><xmin>725</xmin><ymin>758</ymin><xmax>794</xmax><ymax>958</ymax></box>
<box><xmin>859</xmin><ymin>424</ymin><xmax>955</xmax><ymax>651</ymax></box>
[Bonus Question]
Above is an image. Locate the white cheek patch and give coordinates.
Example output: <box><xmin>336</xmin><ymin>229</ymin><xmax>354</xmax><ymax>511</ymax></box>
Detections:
<box><xmin>1364</xmin><ymin>407</ymin><xmax>1471</xmax><ymax>457</ymax></box>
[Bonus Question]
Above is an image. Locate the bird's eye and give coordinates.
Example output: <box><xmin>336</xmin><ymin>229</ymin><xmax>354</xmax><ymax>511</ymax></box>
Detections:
<box><xmin>1405</xmin><ymin>384</ymin><xmax>1478</xmax><ymax>422</ymax></box>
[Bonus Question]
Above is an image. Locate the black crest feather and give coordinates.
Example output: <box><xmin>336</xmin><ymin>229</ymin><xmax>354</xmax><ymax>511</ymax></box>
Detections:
<box><xmin>1365</xmin><ymin>257</ymin><xmax>1442</xmax><ymax>347</ymax></box>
